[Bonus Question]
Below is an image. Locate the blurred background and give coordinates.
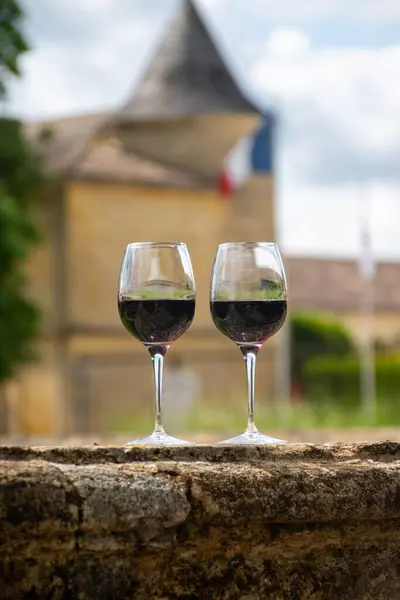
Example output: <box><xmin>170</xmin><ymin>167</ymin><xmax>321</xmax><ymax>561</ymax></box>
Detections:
<box><xmin>1</xmin><ymin>0</ymin><xmax>400</xmax><ymax>444</ymax></box>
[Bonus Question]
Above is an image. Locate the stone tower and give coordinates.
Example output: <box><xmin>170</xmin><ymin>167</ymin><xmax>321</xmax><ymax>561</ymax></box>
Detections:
<box><xmin>112</xmin><ymin>0</ymin><xmax>262</xmax><ymax>180</ymax></box>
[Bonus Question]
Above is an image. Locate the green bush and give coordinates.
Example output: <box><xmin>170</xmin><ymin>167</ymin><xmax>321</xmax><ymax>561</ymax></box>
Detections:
<box><xmin>304</xmin><ymin>354</ymin><xmax>400</xmax><ymax>406</ymax></box>
<box><xmin>291</xmin><ymin>311</ymin><xmax>354</xmax><ymax>384</ymax></box>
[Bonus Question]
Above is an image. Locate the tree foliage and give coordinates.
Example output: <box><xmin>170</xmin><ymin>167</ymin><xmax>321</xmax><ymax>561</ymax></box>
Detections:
<box><xmin>290</xmin><ymin>311</ymin><xmax>355</xmax><ymax>387</ymax></box>
<box><xmin>0</xmin><ymin>0</ymin><xmax>29</xmax><ymax>96</ymax></box>
<box><xmin>0</xmin><ymin>2</ymin><xmax>46</xmax><ymax>383</ymax></box>
<box><xmin>304</xmin><ymin>353</ymin><xmax>400</xmax><ymax>408</ymax></box>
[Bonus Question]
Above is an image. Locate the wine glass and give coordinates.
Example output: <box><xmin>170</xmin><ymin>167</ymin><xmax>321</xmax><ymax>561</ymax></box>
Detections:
<box><xmin>118</xmin><ymin>242</ymin><xmax>196</xmax><ymax>445</ymax></box>
<box><xmin>210</xmin><ymin>242</ymin><xmax>288</xmax><ymax>444</ymax></box>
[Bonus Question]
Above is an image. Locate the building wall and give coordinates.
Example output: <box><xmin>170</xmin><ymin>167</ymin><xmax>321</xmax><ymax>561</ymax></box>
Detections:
<box><xmin>340</xmin><ymin>311</ymin><xmax>400</xmax><ymax>345</ymax></box>
<box><xmin>66</xmin><ymin>177</ymin><xmax>275</xmax><ymax>330</ymax></box>
<box><xmin>4</xmin><ymin>172</ymin><xmax>276</xmax><ymax>438</ymax></box>
<box><xmin>64</xmin><ymin>178</ymin><xmax>276</xmax><ymax>435</ymax></box>
<box><xmin>0</xmin><ymin>201</ymin><xmax>63</xmax><ymax>437</ymax></box>
<box><xmin>66</xmin><ymin>181</ymin><xmax>226</xmax><ymax>331</ymax></box>
<box><xmin>225</xmin><ymin>176</ymin><xmax>275</xmax><ymax>242</ymax></box>
<box><xmin>67</xmin><ymin>336</ymin><xmax>275</xmax><ymax>437</ymax></box>
<box><xmin>25</xmin><ymin>202</ymin><xmax>57</xmax><ymax>333</ymax></box>
<box><xmin>14</xmin><ymin>341</ymin><xmax>61</xmax><ymax>435</ymax></box>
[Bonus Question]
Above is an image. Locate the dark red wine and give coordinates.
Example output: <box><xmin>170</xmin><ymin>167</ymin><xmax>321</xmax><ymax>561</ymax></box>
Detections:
<box><xmin>210</xmin><ymin>300</ymin><xmax>287</xmax><ymax>346</ymax></box>
<box><xmin>118</xmin><ymin>298</ymin><xmax>195</xmax><ymax>345</ymax></box>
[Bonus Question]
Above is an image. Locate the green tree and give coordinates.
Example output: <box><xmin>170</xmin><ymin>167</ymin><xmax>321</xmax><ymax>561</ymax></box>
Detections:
<box><xmin>0</xmin><ymin>1</ymin><xmax>29</xmax><ymax>95</ymax></box>
<box><xmin>0</xmin><ymin>2</ymin><xmax>46</xmax><ymax>383</ymax></box>
<box><xmin>291</xmin><ymin>311</ymin><xmax>355</xmax><ymax>390</ymax></box>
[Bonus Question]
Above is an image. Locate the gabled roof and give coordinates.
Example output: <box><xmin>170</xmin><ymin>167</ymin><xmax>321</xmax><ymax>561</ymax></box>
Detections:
<box><xmin>286</xmin><ymin>257</ymin><xmax>400</xmax><ymax>312</ymax></box>
<box><xmin>24</xmin><ymin>112</ymin><xmax>211</xmax><ymax>189</ymax></box>
<box><xmin>118</xmin><ymin>0</ymin><xmax>260</xmax><ymax>121</ymax></box>
<box><xmin>24</xmin><ymin>112</ymin><xmax>109</xmax><ymax>173</ymax></box>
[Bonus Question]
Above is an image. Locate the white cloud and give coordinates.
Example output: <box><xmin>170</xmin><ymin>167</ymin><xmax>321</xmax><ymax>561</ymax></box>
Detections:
<box><xmin>253</xmin><ymin>28</ymin><xmax>400</xmax><ymax>257</ymax></box>
<box><xmin>253</xmin><ymin>29</ymin><xmax>400</xmax><ymax>184</ymax></box>
<box><xmin>10</xmin><ymin>2</ymin><xmax>171</xmax><ymax>119</ymax></box>
<box><xmin>266</xmin><ymin>28</ymin><xmax>309</xmax><ymax>58</ymax></box>
<box><xmin>279</xmin><ymin>181</ymin><xmax>400</xmax><ymax>259</ymax></box>
<box><xmin>363</xmin><ymin>0</ymin><xmax>400</xmax><ymax>22</ymax></box>
<box><xmin>203</xmin><ymin>0</ymin><xmax>400</xmax><ymax>22</ymax></box>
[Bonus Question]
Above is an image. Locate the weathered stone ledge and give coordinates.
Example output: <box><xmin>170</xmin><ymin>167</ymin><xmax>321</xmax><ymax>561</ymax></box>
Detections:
<box><xmin>1</xmin><ymin>440</ymin><xmax>400</xmax><ymax>464</ymax></box>
<box><xmin>1</xmin><ymin>443</ymin><xmax>400</xmax><ymax>599</ymax></box>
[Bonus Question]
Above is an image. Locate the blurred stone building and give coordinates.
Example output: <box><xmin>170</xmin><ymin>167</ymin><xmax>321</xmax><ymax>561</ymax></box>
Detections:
<box><xmin>286</xmin><ymin>258</ymin><xmax>400</xmax><ymax>343</ymax></box>
<box><xmin>2</xmin><ymin>0</ymin><xmax>277</xmax><ymax>437</ymax></box>
<box><xmin>5</xmin><ymin>1</ymin><xmax>397</xmax><ymax>438</ymax></box>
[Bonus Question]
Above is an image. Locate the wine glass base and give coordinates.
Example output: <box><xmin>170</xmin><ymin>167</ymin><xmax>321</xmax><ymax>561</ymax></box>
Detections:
<box><xmin>218</xmin><ymin>431</ymin><xmax>287</xmax><ymax>445</ymax></box>
<box><xmin>125</xmin><ymin>431</ymin><xmax>195</xmax><ymax>446</ymax></box>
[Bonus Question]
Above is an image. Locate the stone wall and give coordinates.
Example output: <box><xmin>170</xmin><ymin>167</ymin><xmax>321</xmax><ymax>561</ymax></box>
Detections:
<box><xmin>1</xmin><ymin>442</ymin><xmax>400</xmax><ymax>599</ymax></box>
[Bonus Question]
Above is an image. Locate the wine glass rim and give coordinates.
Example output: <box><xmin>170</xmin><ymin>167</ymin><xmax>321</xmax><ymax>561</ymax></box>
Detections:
<box><xmin>126</xmin><ymin>241</ymin><xmax>187</xmax><ymax>249</ymax></box>
<box><xmin>218</xmin><ymin>241</ymin><xmax>278</xmax><ymax>249</ymax></box>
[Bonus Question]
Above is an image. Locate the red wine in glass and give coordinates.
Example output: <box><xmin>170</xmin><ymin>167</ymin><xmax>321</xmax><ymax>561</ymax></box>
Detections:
<box><xmin>119</xmin><ymin>298</ymin><xmax>195</xmax><ymax>346</ymax></box>
<box><xmin>210</xmin><ymin>299</ymin><xmax>287</xmax><ymax>346</ymax></box>
<box><xmin>210</xmin><ymin>242</ymin><xmax>288</xmax><ymax>445</ymax></box>
<box><xmin>118</xmin><ymin>242</ymin><xmax>196</xmax><ymax>446</ymax></box>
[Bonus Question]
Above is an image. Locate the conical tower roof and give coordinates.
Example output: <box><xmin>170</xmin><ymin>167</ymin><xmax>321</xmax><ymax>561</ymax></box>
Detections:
<box><xmin>118</xmin><ymin>0</ymin><xmax>260</xmax><ymax>121</ymax></box>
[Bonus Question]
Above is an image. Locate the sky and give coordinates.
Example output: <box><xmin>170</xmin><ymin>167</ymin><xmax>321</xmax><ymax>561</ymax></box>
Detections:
<box><xmin>7</xmin><ymin>0</ymin><xmax>400</xmax><ymax>260</ymax></box>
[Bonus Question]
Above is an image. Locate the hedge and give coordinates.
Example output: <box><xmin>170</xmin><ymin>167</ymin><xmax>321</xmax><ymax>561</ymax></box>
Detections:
<box><xmin>304</xmin><ymin>353</ymin><xmax>400</xmax><ymax>405</ymax></box>
<box><xmin>291</xmin><ymin>311</ymin><xmax>354</xmax><ymax>384</ymax></box>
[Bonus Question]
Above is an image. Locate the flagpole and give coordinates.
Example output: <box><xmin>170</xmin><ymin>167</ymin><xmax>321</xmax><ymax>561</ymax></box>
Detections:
<box><xmin>359</xmin><ymin>185</ymin><xmax>376</xmax><ymax>418</ymax></box>
<box><xmin>360</xmin><ymin>276</ymin><xmax>376</xmax><ymax>417</ymax></box>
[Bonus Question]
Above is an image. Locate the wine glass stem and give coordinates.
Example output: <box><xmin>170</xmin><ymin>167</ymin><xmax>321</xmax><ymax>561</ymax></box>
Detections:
<box><xmin>151</xmin><ymin>351</ymin><xmax>165</xmax><ymax>434</ymax></box>
<box><xmin>242</xmin><ymin>348</ymin><xmax>258</xmax><ymax>435</ymax></box>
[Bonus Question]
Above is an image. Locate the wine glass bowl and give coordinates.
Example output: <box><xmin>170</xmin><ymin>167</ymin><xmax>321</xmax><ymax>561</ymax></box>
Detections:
<box><xmin>118</xmin><ymin>242</ymin><xmax>196</xmax><ymax>445</ymax></box>
<box><xmin>210</xmin><ymin>242</ymin><xmax>288</xmax><ymax>444</ymax></box>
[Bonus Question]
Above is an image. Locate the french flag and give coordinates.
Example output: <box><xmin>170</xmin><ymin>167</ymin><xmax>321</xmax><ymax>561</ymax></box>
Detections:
<box><xmin>218</xmin><ymin>118</ymin><xmax>274</xmax><ymax>196</ymax></box>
